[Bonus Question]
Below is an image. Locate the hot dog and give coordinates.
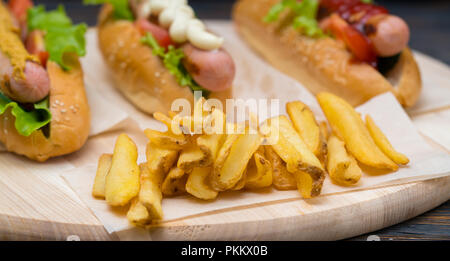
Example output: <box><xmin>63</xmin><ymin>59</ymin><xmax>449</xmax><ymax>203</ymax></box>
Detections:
<box><xmin>0</xmin><ymin>0</ymin><xmax>90</xmax><ymax>162</ymax></box>
<box><xmin>182</xmin><ymin>43</ymin><xmax>236</xmax><ymax>92</ymax></box>
<box><xmin>233</xmin><ymin>0</ymin><xmax>421</xmax><ymax>107</ymax></box>
<box><xmin>0</xmin><ymin>52</ymin><xmax>50</xmax><ymax>103</ymax></box>
<box><xmin>91</xmin><ymin>0</ymin><xmax>235</xmax><ymax>114</ymax></box>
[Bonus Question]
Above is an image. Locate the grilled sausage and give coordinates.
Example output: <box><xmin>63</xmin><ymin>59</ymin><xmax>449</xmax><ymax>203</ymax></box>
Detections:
<box><xmin>182</xmin><ymin>43</ymin><xmax>235</xmax><ymax>92</ymax></box>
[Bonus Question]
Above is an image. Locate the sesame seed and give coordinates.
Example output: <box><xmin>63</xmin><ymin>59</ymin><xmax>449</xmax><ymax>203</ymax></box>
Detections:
<box><xmin>61</xmin><ymin>109</ymin><xmax>67</xmax><ymax>113</ymax></box>
<box><xmin>120</xmin><ymin>63</ymin><xmax>126</xmax><ymax>69</ymax></box>
<box><xmin>64</xmin><ymin>117</ymin><xmax>70</xmax><ymax>121</ymax></box>
<box><xmin>155</xmin><ymin>72</ymin><xmax>161</xmax><ymax>77</ymax></box>
<box><xmin>55</xmin><ymin>100</ymin><xmax>60</xmax><ymax>105</ymax></box>
<box><xmin>60</xmin><ymin>102</ymin><xmax>64</xmax><ymax>106</ymax></box>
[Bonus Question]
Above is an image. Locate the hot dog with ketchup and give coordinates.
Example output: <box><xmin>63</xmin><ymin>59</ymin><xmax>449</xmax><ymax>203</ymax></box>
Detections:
<box><xmin>87</xmin><ymin>0</ymin><xmax>235</xmax><ymax>114</ymax></box>
<box><xmin>233</xmin><ymin>0</ymin><xmax>421</xmax><ymax>107</ymax></box>
<box><xmin>0</xmin><ymin>0</ymin><xmax>90</xmax><ymax>162</ymax></box>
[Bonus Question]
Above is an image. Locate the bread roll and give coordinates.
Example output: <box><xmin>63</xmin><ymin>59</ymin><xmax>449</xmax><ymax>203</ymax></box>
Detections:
<box><xmin>97</xmin><ymin>5</ymin><xmax>232</xmax><ymax>115</ymax></box>
<box><xmin>233</xmin><ymin>0</ymin><xmax>421</xmax><ymax>107</ymax></box>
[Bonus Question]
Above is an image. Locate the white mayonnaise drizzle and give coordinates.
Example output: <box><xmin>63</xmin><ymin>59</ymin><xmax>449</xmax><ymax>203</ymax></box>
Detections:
<box><xmin>145</xmin><ymin>0</ymin><xmax>223</xmax><ymax>50</ymax></box>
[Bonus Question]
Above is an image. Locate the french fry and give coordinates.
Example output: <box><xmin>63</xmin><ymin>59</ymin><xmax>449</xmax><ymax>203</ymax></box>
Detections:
<box><xmin>366</xmin><ymin>115</ymin><xmax>409</xmax><ymax>165</ymax></box>
<box><xmin>261</xmin><ymin>116</ymin><xmax>325</xmax><ymax>197</ymax></box>
<box><xmin>319</xmin><ymin>121</ymin><xmax>329</xmax><ymax>141</ymax></box>
<box><xmin>146</xmin><ymin>143</ymin><xmax>179</xmax><ymax>175</ymax></box>
<box><xmin>197</xmin><ymin>133</ymin><xmax>225</xmax><ymax>163</ymax></box>
<box><xmin>138</xmin><ymin>163</ymin><xmax>164</xmax><ymax>220</ymax></box>
<box><xmin>245</xmin><ymin>149</ymin><xmax>273</xmax><ymax>189</ymax></box>
<box><xmin>210</xmin><ymin>132</ymin><xmax>262</xmax><ymax>191</ymax></box>
<box><xmin>345</xmin><ymin>156</ymin><xmax>363</xmax><ymax>185</ymax></box>
<box><xmin>193</xmin><ymin>97</ymin><xmax>208</xmax><ymax>134</ymax></box>
<box><xmin>177</xmin><ymin>144</ymin><xmax>210</xmax><ymax>173</ymax></box>
<box><xmin>92</xmin><ymin>153</ymin><xmax>112</xmax><ymax>198</ymax></box>
<box><xmin>211</xmin><ymin>134</ymin><xmax>240</xmax><ymax>189</ymax></box>
<box><xmin>127</xmin><ymin>198</ymin><xmax>151</xmax><ymax>226</ymax></box>
<box><xmin>161</xmin><ymin>167</ymin><xmax>187</xmax><ymax>197</ymax></box>
<box><xmin>292</xmin><ymin>171</ymin><xmax>324</xmax><ymax>199</ymax></box>
<box><xmin>144</xmin><ymin>129</ymin><xmax>187</xmax><ymax>150</ymax></box>
<box><xmin>196</xmin><ymin>108</ymin><xmax>227</xmax><ymax>164</ymax></box>
<box><xmin>327</xmin><ymin>134</ymin><xmax>361</xmax><ymax>186</ymax></box>
<box><xmin>153</xmin><ymin>112</ymin><xmax>184</xmax><ymax>135</ymax></box>
<box><xmin>265</xmin><ymin>146</ymin><xmax>296</xmax><ymax>190</ymax></box>
<box><xmin>317</xmin><ymin>92</ymin><xmax>398</xmax><ymax>170</ymax></box>
<box><xmin>231</xmin><ymin>169</ymin><xmax>247</xmax><ymax>190</ymax></box>
<box><xmin>286</xmin><ymin>101</ymin><xmax>322</xmax><ymax>157</ymax></box>
<box><xmin>105</xmin><ymin>134</ymin><xmax>140</xmax><ymax>207</ymax></box>
<box><xmin>186</xmin><ymin>167</ymin><xmax>218</xmax><ymax>200</ymax></box>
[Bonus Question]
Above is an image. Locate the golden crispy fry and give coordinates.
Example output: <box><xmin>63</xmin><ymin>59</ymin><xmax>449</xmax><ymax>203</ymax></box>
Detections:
<box><xmin>146</xmin><ymin>143</ymin><xmax>179</xmax><ymax>175</ymax></box>
<box><xmin>265</xmin><ymin>146</ymin><xmax>296</xmax><ymax>190</ymax></box>
<box><xmin>245</xmin><ymin>150</ymin><xmax>273</xmax><ymax>189</ymax></box>
<box><xmin>127</xmin><ymin>198</ymin><xmax>151</xmax><ymax>226</ymax></box>
<box><xmin>261</xmin><ymin>116</ymin><xmax>325</xmax><ymax>197</ymax></box>
<box><xmin>211</xmin><ymin>132</ymin><xmax>262</xmax><ymax>191</ymax></box>
<box><xmin>317</xmin><ymin>92</ymin><xmax>398</xmax><ymax>170</ymax></box>
<box><xmin>202</xmin><ymin>107</ymin><xmax>226</xmax><ymax>135</ymax></box>
<box><xmin>153</xmin><ymin>112</ymin><xmax>184</xmax><ymax>135</ymax></box>
<box><xmin>161</xmin><ymin>167</ymin><xmax>187</xmax><ymax>197</ymax></box>
<box><xmin>231</xmin><ymin>169</ymin><xmax>247</xmax><ymax>190</ymax></box>
<box><xmin>286</xmin><ymin>101</ymin><xmax>322</xmax><ymax>157</ymax></box>
<box><xmin>92</xmin><ymin>153</ymin><xmax>112</xmax><ymax>198</ymax></box>
<box><xmin>327</xmin><ymin>134</ymin><xmax>361</xmax><ymax>186</ymax></box>
<box><xmin>177</xmin><ymin>144</ymin><xmax>211</xmax><ymax>173</ymax></box>
<box><xmin>366</xmin><ymin>115</ymin><xmax>409</xmax><ymax>165</ymax></box>
<box><xmin>197</xmin><ymin>133</ymin><xmax>225</xmax><ymax>163</ymax></box>
<box><xmin>144</xmin><ymin>129</ymin><xmax>187</xmax><ymax>150</ymax></box>
<box><xmin>292</xmin><ymin>170</ymin><xmax>324</xmax><ymax>199</ymax></box>
<box><xmin>193</xmin><ymin>97</ymin><xmax>208</xmax><ymax>134</ymax></box>
<box><xmin>319</xmin><ymin>121</ymin><xmax>329</xmax><ymax>141</ymax></box>
<box><xmin>105</xmin><ymin>134</ymin><xmax>140</xmax><ymax>206</ymax></box>
<box><xmin>345</xmin><ymin>156</ymin><xmax>363</xmax><ymax>185</ymax></box>
<box><xmin>138</xmin><ymin>163</ymin><xmax>164</xmax><ymax>220</ymax></box>
<box><xmin>186</xmin><ymin>167</ymin><xmax>218</xmax><ymax>200</ymax></box>
<box><xmin>211</xmin><ymin>134</ymin><xmax>239</xmax><ymax>187</ymax></box>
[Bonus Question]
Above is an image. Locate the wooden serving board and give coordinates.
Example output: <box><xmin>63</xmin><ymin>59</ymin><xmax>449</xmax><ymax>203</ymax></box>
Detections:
<box><xmin>1</xmin><ymin>27</ymin><xmax>450</xmax><ymax>241</ymax></box>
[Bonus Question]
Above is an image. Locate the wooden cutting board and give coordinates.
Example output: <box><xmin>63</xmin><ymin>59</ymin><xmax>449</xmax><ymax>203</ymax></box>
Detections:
<box><xmin>0</xmin><ymin>26</ymin><xmax>450</xmax><ymax>241</ymax></box>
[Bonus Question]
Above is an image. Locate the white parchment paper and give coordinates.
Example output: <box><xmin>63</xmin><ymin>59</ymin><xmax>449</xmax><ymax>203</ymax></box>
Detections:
<box><xmin>62</xmin><ymin>92</ymin><xmax>450</xmax><ymax>234</ymax></box>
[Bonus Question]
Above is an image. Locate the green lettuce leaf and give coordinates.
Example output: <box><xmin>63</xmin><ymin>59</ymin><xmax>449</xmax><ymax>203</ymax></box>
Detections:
<box><xmin>140</xmin><ymin>33</ymin><xmax>210</xmax><ymax>97</ymax></box>
<box><xmin>83</xmin><ymin>0</ymin><xmax>134</xmax><ymax>20</ymax></box>
<box><xmin>0</xmin><ymin>93</ymin><xmax>51</xmax><ymax>137</ymax></box>
<box><xmin>27</xmin><ymin>5</ymin><xmax>87</xmax><ymax>70</ymax></box>
<box><xmin>361</xmin><ymin>0</ymin><xmax>373</xmax><ymax>3</ymax></box>
<box><xmin>264</xmin><ymin>0</ymin><xmax>324</xmax><ymax>37</ymax></box>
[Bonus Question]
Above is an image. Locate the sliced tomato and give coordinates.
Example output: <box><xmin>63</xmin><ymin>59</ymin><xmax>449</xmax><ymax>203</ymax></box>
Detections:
<box><xmin>26</xmin><ymin>30</ymin><xmax>48</xmax><ymax>67</ymax></box>
<box><xmin>8</xmin><ymin>0</ymin><xmax>33</xmax><ymax>22</ymax></box>
<box><xmin>38</xmin><ymin>51</ymin><xmax>49</xmax><ymax>68</ymax></box>
<box><xmin>135</xmin><ymin>18</ymin><xmax>172</xmax><ymax>49</ymax></box>
<box><xmin>325</xmin><ymin>14</ymin><xmax>377</xmax><ymax>66</ymax></box>
<box><xmin>26</xmin><ymin>30</ymin><xmax>45</xmax><ymax>53</ymax></box>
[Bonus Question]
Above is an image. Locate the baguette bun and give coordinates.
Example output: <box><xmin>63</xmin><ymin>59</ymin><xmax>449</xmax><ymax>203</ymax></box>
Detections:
<box><xmin>233</xmin><ymin>0</ymin><xmax>421</xmax><ymax>107</ymax></box>
<box><xmin>0</xmin><ymin>55</ymin><xmax>91</xmax><ymax>162</ymax></box>
<box><xmin>97</xmin><ymin>4</ymin><xmax>232</xmax><ymax>115</ymax></box>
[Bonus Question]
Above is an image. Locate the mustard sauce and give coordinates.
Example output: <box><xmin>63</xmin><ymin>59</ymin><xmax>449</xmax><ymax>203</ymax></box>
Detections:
<box><xmin>0</xmin><ymin>3</ymin><xmax>39</xmax><ymax>80</ymax></box>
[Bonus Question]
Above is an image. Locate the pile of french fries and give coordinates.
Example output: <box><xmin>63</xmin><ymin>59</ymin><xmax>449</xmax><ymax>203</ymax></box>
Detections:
<box><xmin>92</xmin><ymin>92</ymin><xmax>409</xmax><ymax>227</ymax></box>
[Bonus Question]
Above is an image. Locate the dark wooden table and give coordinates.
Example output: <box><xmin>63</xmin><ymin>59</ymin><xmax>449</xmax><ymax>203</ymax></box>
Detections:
<box><xmin>36</xmin><ymin>0</ymin><xmax>450</xmax><ymax>241</ymax></box>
